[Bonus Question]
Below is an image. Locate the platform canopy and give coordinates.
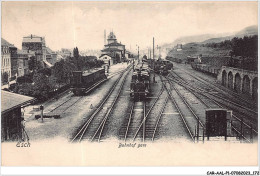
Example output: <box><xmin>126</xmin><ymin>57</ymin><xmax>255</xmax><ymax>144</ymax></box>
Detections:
<box><xmin>1</xmin><ymin>91</ymin><xmax>35</xmax><ymax>115</ymax></box>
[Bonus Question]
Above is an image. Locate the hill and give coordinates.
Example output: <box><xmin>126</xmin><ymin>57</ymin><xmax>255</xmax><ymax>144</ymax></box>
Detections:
<box><xmin>167</xmin><ymin>42</ymin><xmax>231</xmax><ymax>61</ymax></box>
<box><xmin>162</xmin><ymin>25</ymin><xmax>257</xmax><ymax>53</ymax></box>
<box><xmin>200</xmin><ymin>25</ymin><xmax>258</xmax><ymax>44</ymax></box>
<box><xmin>166</xmin><ymin>25</ymin><xmax>257</xmax><ymax>62</ymax></box>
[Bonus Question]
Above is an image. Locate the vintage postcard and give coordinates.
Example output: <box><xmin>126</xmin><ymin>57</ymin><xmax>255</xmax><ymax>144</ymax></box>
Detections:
<box><xmin>1</xmin><ymin>1</ymin><xmax>258</xmax><ymax>170</ymax></box>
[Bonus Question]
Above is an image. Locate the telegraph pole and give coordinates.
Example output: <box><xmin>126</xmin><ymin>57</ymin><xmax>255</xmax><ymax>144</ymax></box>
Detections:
<box><xmin>138</xmin><ymin>46</ymin><xmax>139</xmax><ymax>63</ymax></box>
<box><xmin>153</xmin><ymin>37</ymin><xmax>155</xmax><ymax>83</ymax></box>
<box><xmin>153</xmin><ymin>37</ymin><xmax>154</xmax><ymax>60</ymax></box>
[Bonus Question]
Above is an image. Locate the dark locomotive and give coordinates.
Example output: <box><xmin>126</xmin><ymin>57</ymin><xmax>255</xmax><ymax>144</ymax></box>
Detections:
<box><xmin>148</xmin><ymin>58</ymin><xmax>173</xmax><ymax>75</ymax></box>
<box><xmin>71</xmin><ymin>68</ymin><xmax>106</xmax><ymax>96</ymax></box>
<box><xmin>130</xmin><ymin>62</ymin><xmax>150</xmax><ymax>101</ymax></box>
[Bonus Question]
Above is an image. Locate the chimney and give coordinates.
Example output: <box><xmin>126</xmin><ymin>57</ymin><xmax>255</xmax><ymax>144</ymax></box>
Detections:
<box><xmin>104</xmin><ymin>30</ymin><xmax>106</xmax><ymax>45</ymax></box>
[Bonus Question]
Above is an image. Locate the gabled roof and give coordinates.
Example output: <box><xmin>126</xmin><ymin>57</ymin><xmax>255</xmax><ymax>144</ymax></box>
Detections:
<box><xmin>1</xmin><ymin>38</ymin><xmax>17</xmax><ymax>48</ymax></box>
<box><xmin>101</xmin><ymin>48</ymin><xmax>122</xmax><ymax>52</ymax></box>
<box><xmin>1</xmin><ymin>90</ymin><xmax>35</xmax><ymax>114</ymax></box>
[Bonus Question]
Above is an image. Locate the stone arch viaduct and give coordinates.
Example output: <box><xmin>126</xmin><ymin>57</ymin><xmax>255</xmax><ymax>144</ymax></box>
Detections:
<box><xmin>217</xmin><ymin>66</ymin><xmax>258</xmax><ymax>99</ymax></box>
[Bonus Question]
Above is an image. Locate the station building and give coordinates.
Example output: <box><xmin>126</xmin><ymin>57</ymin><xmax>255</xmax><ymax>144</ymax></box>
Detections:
<box><xmin>99</xmin><ymin>31</ymin><xmax>126</xmax><ymax>65</ymax></box>
<box><xmin>1</xmin><ymin>90</ymin><xmax>35</xmax><ymax>142</ymax></box>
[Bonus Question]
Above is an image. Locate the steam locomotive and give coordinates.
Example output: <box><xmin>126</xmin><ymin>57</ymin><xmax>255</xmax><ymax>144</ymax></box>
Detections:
<box><xmin>130</xmin><ymin>62</ymin><xmax>150</xmax><ymax>101</ymax></box>
<box><xmin>148</xmin><ymin>59</ymin><xmax>173</xmax><ymax>75</ymax></box>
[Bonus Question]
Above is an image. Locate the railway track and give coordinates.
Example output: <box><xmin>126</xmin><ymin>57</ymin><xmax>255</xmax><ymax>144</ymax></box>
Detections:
<box><xmin>46</xmin><ymin>77</ymin><xmax>108</xmax><ymax>115</ymax></box>
<box><xmin>71</xmin><ymin>65</ymin><xmax>131</xmax><ymax>142</ymax></box>
<box><xmin>132</xmin><ymin>87</ymin><xmax>164</xmax><ymax>142</ymax></box>
<box><xmin>171</xmin><ymin>67</ymin><xmax>257</xmax><ymax>112</ymax></box>
<box><xmin>45</xmin><ymin>65</ymin><xmax>132</xmax><ymax>116</ymax></box>
<box><xmin>120</xmin><ymin>77</ymin><xmax>166</xmax><ymax>142</ymax></box>
<box><xmin>168</xmin><ymin>71</ymin><xmax>258</xmax><ymax>129</ymax></box>
<box><xmin>167</xmin><ymin>72</ymin><xmax>256</xmax><ymax>142</ymax></box>
<box><xmin>121</xmin><ymin>72</ymin><xmax>197</xmax><ymax>142</ymax></box>
<box><xmin>162</xmin><ymin>76</ymin><xmax>204</xmax><ymax>142</ymax></box>
<box><xmin>47</xmin><ymin>96</ymin><xmax>83</xmax><ymax>114</ymax></box>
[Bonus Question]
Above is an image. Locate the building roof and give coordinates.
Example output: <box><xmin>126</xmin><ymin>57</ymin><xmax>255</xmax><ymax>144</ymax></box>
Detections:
<box><xmin>82</xmin><ymin>68</ymin><xmax>105</xmax><ymax>77</ymax></box>
<box><xmin>101</xmin><ymin>48</ymin><xmax>122</xmax><ymax>52</ymax></box>
<box><xmin>23</xmin><ymin>35</ymin><xmax>45</xmax><ymax>43</ymax></box>
<box><xmin>99</xmin><ymin>53</ymin><xmax>114</xmax><ymax>58</ymax></box>
<box><xmin>1</xmin><ymin>38</ymin><xmax>17</xmax><ymax>48</ymax></box>
<box><xmin>24</xmin><ymin>34</ymin><xmax>41</xmax><ymax>38</ymax></box>
<box><xmin>46</xmin><ymin>47</ymin><xmax>53</xmax><ymax>54</ymax></box>
<box><xmin>105</xmin><ymin>42</ymin><xmax>125</xmax><ymax>47</ymax></box>
<box><xmin>1</xmin><ymin>90</ymin><xmax>35</xmax><ymax>114</ymax></box>
<box><xmin>87</xmin><ymin>56</ymin><xmax>98</xmax><ymax>60</ymax></box>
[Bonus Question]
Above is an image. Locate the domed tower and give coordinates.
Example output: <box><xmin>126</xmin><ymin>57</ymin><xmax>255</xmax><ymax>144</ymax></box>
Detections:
<box><xmin>107</xmin><ymin>31</ymin><xmax>117</xmax><ymax>44</ymax></box>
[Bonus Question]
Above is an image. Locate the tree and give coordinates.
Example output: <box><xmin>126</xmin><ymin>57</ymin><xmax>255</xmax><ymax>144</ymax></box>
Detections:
<box><xmin>1</xmin><ymin>72</ymin><xmax>9</xmax><ymax>84</ymax></box>
<box><xmin>32</xmin><ymin>72</ymin><xmax>50</xmax><ymax>100</ymax></box>
<box><xmin>73</xmin><ymin>47</ymin><xmax>79</xmax><ymax>59</ymax></box>
<box><xmin>52</xmin><ymin>60</ymin><xmax>66</xmax><ymax>86</ymax></box>
<box><xmin>28</xmin><ymin>56</ymin><xmax>36</xmax><ymax>71</ymax></box>
<box><xmin>38</xmin><ymin>68</ymin><xmax>52</xmax><ymax>76</ymax></box>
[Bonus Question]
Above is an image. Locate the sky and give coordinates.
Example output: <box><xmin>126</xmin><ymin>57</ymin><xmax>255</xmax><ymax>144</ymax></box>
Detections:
<box><xmin>2</xmin><ymin>1</ymin><xmax>258</xmax><ymax>52</ymax></box>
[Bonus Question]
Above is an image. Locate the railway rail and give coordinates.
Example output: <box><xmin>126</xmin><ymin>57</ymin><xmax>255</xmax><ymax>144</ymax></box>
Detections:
<box><xmin>168</xmin><ymin>72</ymin><xmax>258</xmax><ymax>125</ymax></box>
<box><xmin>162</xmin><ymin>76</ymin><xmax>204</xmax><ymax>142</ymax></box>
<box><xmin>44</xmin><ymin>65</ymin><xmax>130</xmax><ymax>116</ymax></box>
<box><xmin>167</xmin><ymin>72</ymin><xmax>256</xmax><ymax>142</ymax></box>
<box><xmin>71</xmin><ymin>65</ymin><xmax>132</xmax><ymax>142</ymax></box>
<box><xmin>132</xmin><ymin>87</ymin><xmax>164</xmax><ymax>142</ymax></box>
<box><xmin>123</xmin><ymin>73</ymin><xmax>197</xmax><ymax>142</ymax></box>
<box><xmin>168</xmin><ymin>71</ymin><xmax>258</xmax><ymax>132</ymax></box>
<box><xmin>172</xmin><ymin>66</ymin><xmax>257</xmax><ymax>111</ymax></box>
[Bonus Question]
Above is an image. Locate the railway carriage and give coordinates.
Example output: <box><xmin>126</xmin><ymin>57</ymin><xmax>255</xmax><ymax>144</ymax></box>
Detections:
<box><xmin>71</xmin><ymin>68</ymin><xmax>106</xmax><ymax>96</ymax></box>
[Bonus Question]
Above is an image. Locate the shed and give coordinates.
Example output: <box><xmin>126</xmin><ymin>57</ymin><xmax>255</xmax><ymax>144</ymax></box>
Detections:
<box><xmin>1</xmin><ymin>90</ymin><xmax>35</xmax><ymax>141</ymax></box>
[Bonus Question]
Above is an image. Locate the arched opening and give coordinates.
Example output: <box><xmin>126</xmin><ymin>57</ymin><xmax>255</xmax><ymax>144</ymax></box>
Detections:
<box><xmin>228</xmin><ymin>71</ymin><xmax>233</xmax><ymax>89</ymax></box>
<box><xmin>234</xmin><ymin>73</ymin><xmax>241</xmax><ymax>93</ymax></box>
<box><xmin>242</xmin><ymin>75</ymin><xmax>250</xmax><ymax>95</ymax></box>
<box><xmin>252</xmin><ymin>77</ymin><xmax>257</xmax><ymax>100</ymax></box>
<box><xmin>222</xmin><ymin>70</ymin><xmax>227</xmax><ymax>87</ymax></box>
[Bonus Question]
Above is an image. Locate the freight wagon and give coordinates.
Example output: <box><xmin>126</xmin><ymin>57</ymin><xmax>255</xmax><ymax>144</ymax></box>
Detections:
<box><xmin>191</xmin><ymin>62</ymin><xmax>220</xmax><ymax>77</ymax></box>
